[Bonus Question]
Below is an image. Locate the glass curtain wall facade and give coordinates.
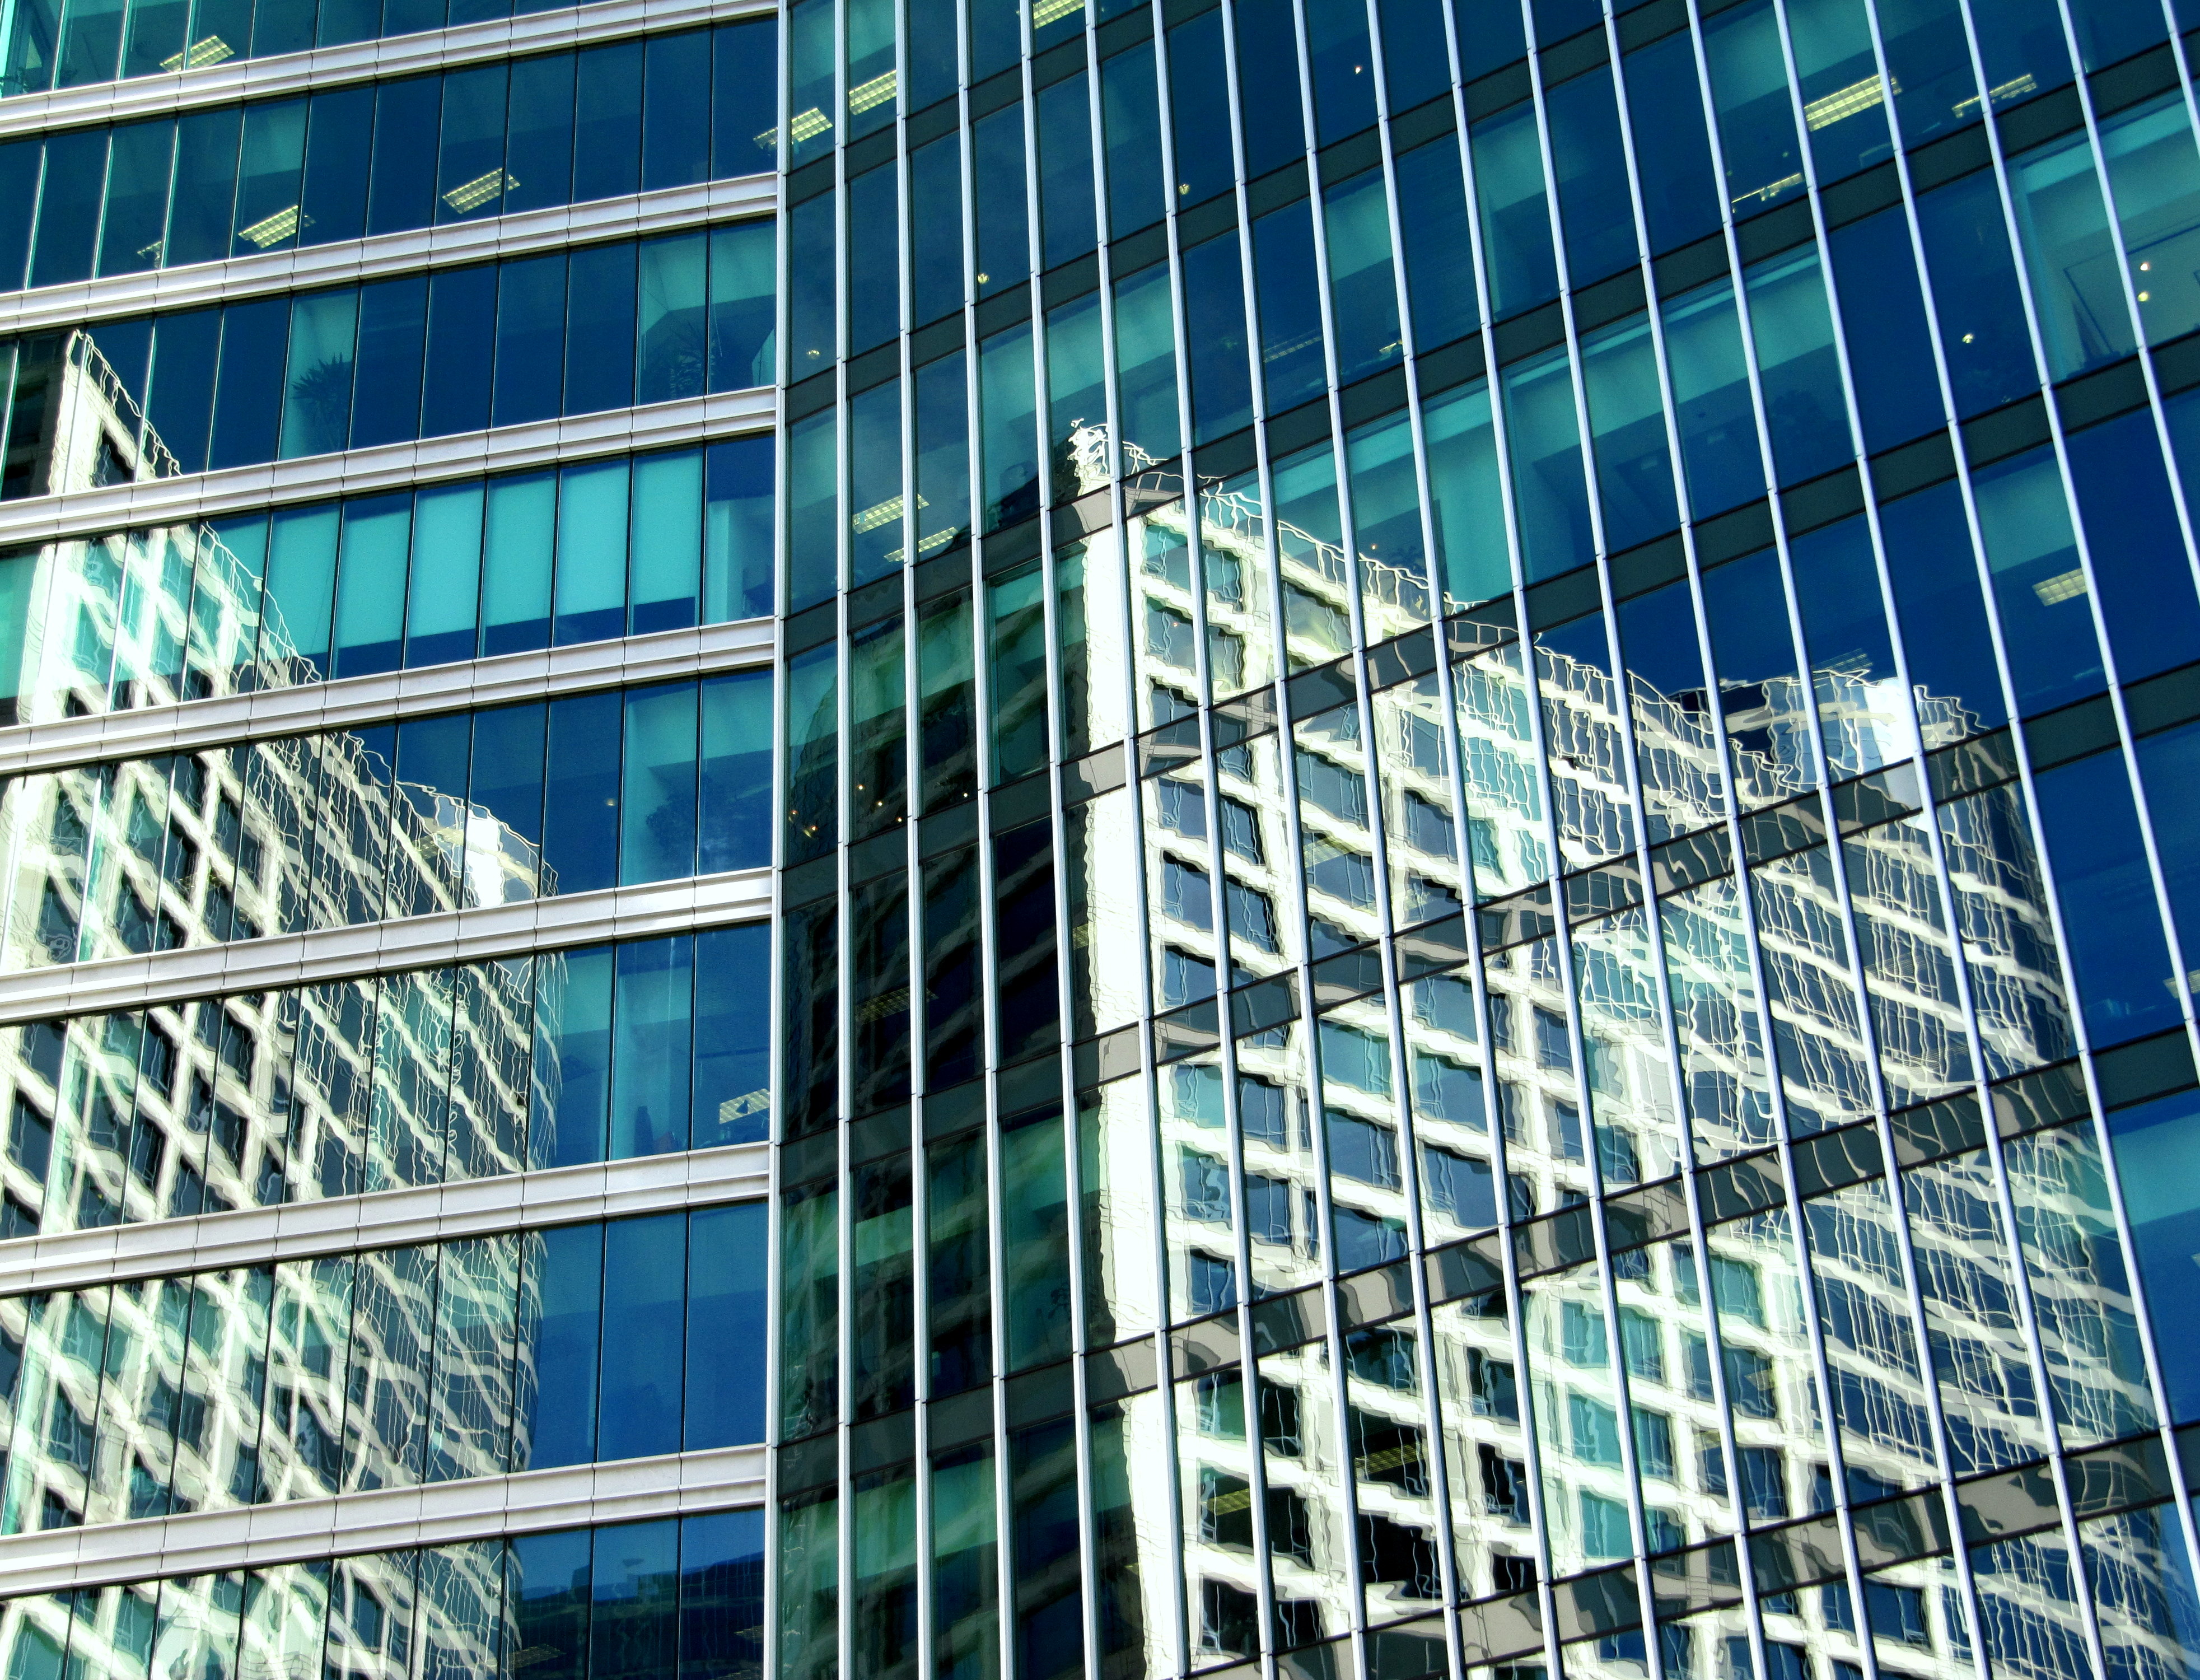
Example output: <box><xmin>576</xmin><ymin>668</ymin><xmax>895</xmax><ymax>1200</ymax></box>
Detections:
<box><xmin>772</xmin><ymin>0</ymin><xmax>2200</xmax><ymax>1678</ymax></box>
<box><xmin>0</xmin><ymin>0</ymin><xmax>780</xmax><ymax>1672</ymax></box>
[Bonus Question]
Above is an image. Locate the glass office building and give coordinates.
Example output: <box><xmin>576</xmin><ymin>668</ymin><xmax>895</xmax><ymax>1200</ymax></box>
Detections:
<box><xmin>768</xmin><ymin>0</ymin><xmax>2200</xmax><ymax>1677</ymax></box>
<box><xmin>10</xmin><ymin>0</ymin><xmax>2200</xmax><ymax>1674</ymax></box>
<box><xmin>0</xmin><ymin>0</ymin><xmax>781</xmax><ymax>1672</ymax></box>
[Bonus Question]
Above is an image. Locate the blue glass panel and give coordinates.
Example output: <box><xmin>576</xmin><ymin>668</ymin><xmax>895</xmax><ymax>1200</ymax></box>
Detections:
<box><xmin>1742</xmin><ymin>246</ymin><xmax>1851</xmax><ymax>486</ymax></box>
<box><xmin>1470</xmin><ymin>103</ymin><xmax>1558</xmax><ymax>318</ymax></box>
<box><xmin>529</xmin><ymin>944</ymin><xmax>612</xmax><ymax>1170</ymax></box>
<box><xmin>481</xmin><ymin>472</ymin><xmax>554</xmax><ymax>654</ymax></box>
<box><xmin>848</xmin><ymin>163</ymin><xmax>899</xmax><ymax>353</ymax></box>
<box><xmin>30</xmin><ymin>127</ymin><xmax>108</xmax><ymax>288</ymax></box>
<box><xmin>573</xmin><ymin>38</ymin><xmax>642</xmax><ymax>201</ymax></box>
<box><xmin>1545</xmin><ymin>65</ymin><xmax>1636</xmax><ymax>286</ymax></box>
<box><xmin>492</xmin><ymin>251</ymin><xmax>567</xmax><ymax>426</ymax></box>
<box><xmin>167</xmin><ymin>106</ymin><xmax>239</xmax><ymax>265</ymax></box>
<box><xmin>1662</xmin><ymin>279</ymin><xmax>1764</xmax><ymax>517</ymax></box>
<box><xmin>563</xmin><ymin>240</ymin><xmax>637</xmax><ymax>416</ymax></box>
<box><xmin>420</xmin><ymin>263</ymin><xmax>493</xmax><ymax>437</ymax></box>
<box><xmin>2034</xmin><ymin>750</ymin><xmax>2180</xmax><ymax>1046</ymax></box>
<box><xmin>1500</xmin><ymin>346</ymin><xmax>1594</xmax><ymax>580</ymax></box>
<box><xmin>0</xmin><ymin>142</ymin><xmax>39</xmax><ymax>287</ymax></box>
<box><xmin>1915</xmin><ymin>171</ymin><xmax>2038</xmax><ymax>418</ymax></box>
<box><xmin>1579</xmin><ymin>311</ymin><xmax>1679</xmax><ymax>552</ymax></box>
<box><xmin>1877</xmin><ymin>0</ymin><xmax>1977</xmax><ymax>150</ymax></box>
<box><xmin>706</xmin><ymin>220</ymin><xmax>774</xmax><ymax>389</ymax></box>
<box><xmin>711</xmin><ymin>18</ymin><xmax>777</xmax><ymax>179</ymax></box>
<box><xmin>629</xmin><ymin>449</ymin><xmax>702</xmax><ymax>632</ymax></box>
<box><xmin>1037</xmin><ymin>72</ymin><xmax>1096</xmax><ymax>269</ymax></box>
<box><xmin>693</xmin><ymin>923</ymin><xmax>770</xmax><ymax>1145</ymax></box>
<box><xmin>504</xmin><ymin>50</ymin><xmax>576</xmax><ymax>214</ymax></box>
<box><xmin>1254</xmin><ymin>199</ymin><xmax>1325</xmax><ymax>413</ymax></box>
<box><xmin>1305</xmin><ymin>0</ymin><xmax>1377</xmax><ymax>145</ymax></box>
<box><xmin>1236</xmin><ymin>0</ymin><xmax>1304</xmax><ymax>175</ymax></box>
<box><xmin>1393</xmin><ymin>137</ymin><xmax>1478</xmax><ymax>351</ymax></box>
<box><xmin>517</xmin><ymin>1224</ymin><xmax>601</xmax><ymax>1467</ymax></box>
<box><xmin>980</xmin><ymin>321</ymin><xmax>1040</xmax><ymax>529</ymax></box>
<box><xmin>298</xmin><ymin>86</ymin><xmax>371</xmax><ymax>247</ymax></box>
<box><xmin>541</xmin><ymin>690</ymin><xmax>622</xmax><ymax>894</ymax></box>
<box><xmin>1969</xmin><ymin>446</ymin><xmax>2101</xmax><ymax>715</ymax></box>
<box><xmin>1826</xmin><ymin>206</ymin><xmax>1944</xmax><ymax>451</ymax></box>
<box><xmin>1167</xmin><ymin>12</ymin><xmax>1232</xmax><ymax>204</ymax></box>
<box><xmin>349</xmin><ymin>274</ymin><xmax>425</xmax><ymax>447</ymax></box>
<box><xmin>618</xmin><ymin>681</ymin><xmax>698</xmax><ymax>886</ymax></box>
<box><xmin>207</xmin><ymin>293</ymin><xmax>289</xmax><ymax>469</ymax></box>
<box><xmin>365</xmin><ymin>75</ymin><xmax>439</xmax><ymax>235</ymax></box>
<box><xmin>1876</xmin><ymin>481</ymin><xmax>2006</xmax><ymax>738</ymax></box>
<box><xmin>433</xmin><ymin>61</ymin><xmax>509</xmax><ymax>223</ymax></box>
<box><xmin>468</xmin><ymin>701</ymin><xmax>547</xmax><ymax>883</ymax></box>
<box><xmin>642</xmin><ymin>28</ymin><xmax>710</xmax><ymax>190</ymax></box>
<box><xmin>1324</xmin><ymin>169</ymin><xmax>1403</xmax><ymax>384</ymax></box>
<box><xmin>554</xmin><ymin>458</ymin><xmax>629</xmax><ymax>647</ymax></box>
<box><xmin>704</xmin><ymin>434</ymin><xmax>775</xmax><ymax>620</ymax></box>
<box><xmin>2134</xmin><ymin>721</ymin><xmax>2200</xmax><ymax>977</ymax></box>
<box><xmin>973</xmin><ymin>103</ymin><xmax>1029</xmax><ymax>297</ymax></box>
<box><xmin>405</xmin><ymin>482</ymin><xmax>482</xmax><ymax>668</ymax></box>
<box><xmin>610</xmin><ymin>937</ymin><xmax>692</xmax><ymax>1158</ymax></box>
<box><xmin>1101</xmin><ymin>41</ymin><xmax>1166</xmax><ymax>238</ymax></box>
<box><xmin>598</xmin><ymin>1214</ymin><xmax>686</xmax><ymax>1458</ymax></box>
<box><xmin>1181</xmin><ymin>231</ymin><xmax>1254</xmax><ymax>444</ymax></box>
<box><xmin>910</xmin><ymin>135</ymin><xmax>963</xmax><ymax>326</ymax></box>
<box><xmin>330</xmin><ymin>493</ymin><xmax>409</xmax><ymax>677</ymax></box>
<box><xmin>1621</xmin><ymin>31</ymin><xmax>1721</xmax><ymax>253</ymax></box>
<box><xmin>2065</xmin><ymin>409</ymin><xmax>2200</xmax><ymax>685</ymax></box>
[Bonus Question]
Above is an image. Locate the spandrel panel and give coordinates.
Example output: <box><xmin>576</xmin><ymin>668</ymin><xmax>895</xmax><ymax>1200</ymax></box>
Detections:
<box><xmin>1799</xmin><ymin>1178</ymin><xmax>1939</xmax><ymax>1497</ymax></box>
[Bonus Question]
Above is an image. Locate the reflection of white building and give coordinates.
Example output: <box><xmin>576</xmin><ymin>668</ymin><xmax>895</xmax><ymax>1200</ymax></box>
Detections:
<box><xmin>1062</xmin><ymin>416</ymin><xmax>2109</xmax><ymax>1673</ymax></box>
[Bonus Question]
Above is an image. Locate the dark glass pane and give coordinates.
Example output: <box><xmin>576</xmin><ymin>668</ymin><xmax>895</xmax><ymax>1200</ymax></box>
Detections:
<box><xmin>562</xmin><ymin>241</ymin><xmax>637</xmax><ymax>416</ymax></box>
<box><xmin>642</xmin><ymin>27</ymin><xmax>711</xmax><ymax>190</ymax></box>
<box><xmin>348</xmin><ymin>273</ymin><xmax>427</xmax><ymax>447</ymax></box>
<box><xmin>421</xmin><ymin>262</ymin><xmax>494</xmax><ymax>436</ymax></box>
<box><xmin>493</xmin><ymin>251</ymin><xmax>568</xmax><ymax>426</ymax></box>
<box><xmin>434</xmin><ymin>60</ymin><xmax>510</xmax><ymax>222</ymax></box>
<box><xmin>298</xmin><ymin>85</ymin><xmax>372</xmax><ymax>247</ymax></box>
<box><xmin>503</xmin><ymin>49</ymin><xmax>576</xmax><ymax>214</ymax></box>
<box><xmin>541</xmin><ymin>689</ymin><xmax>622</xmax><ymax>894</ymax></box>
<box><xmin>516</xmin><ymin>1225</ymin><xmax>601</xmax><ymax>1468</ymax></box>
<box><xmin>365</xmin><ymin>74</ymin><xmax>440</xmax><ymax>235</ymax></box>
<box><xmin>208</xmin><ymin>293</ymin><xmax>289</xmax><ymax>469</ymax></box>
<box><xmin>30</xmin><ymin>127</ymin><xmax>109</xmax><ymax>288</ymax></box>
<box><xmin>692</xmin><ymin>923</ymin><xmax>770</xmax><ymax>1147</ymax></box>
<box><xmin>574</xmin><ymin>38</ymin><xmax>643</xmax><ymax>201</ymax></box>
<box><xmin>166</xmin><ymin>105</ymin><xmax>240</xmax><ymax>266</ymax></box>
<box><xmin>598</xmin><ymin>1215</ymin><xmax>686</xmax><ymax>1457</ymax></box>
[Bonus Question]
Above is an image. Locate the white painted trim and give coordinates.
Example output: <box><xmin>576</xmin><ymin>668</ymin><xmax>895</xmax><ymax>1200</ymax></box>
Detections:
<box><xmin>0</xmin><ymin>1139</ymin><xmax>768</xmax><ymax>1292</ymax></box>
<box><xmin>0</xmin><ymin>864</ymin><xmax>773</xmax><ymax>1024</ymax></box>
<box><xmin>0</xmin><ymin>174</ymin><xmax>776</xmax><ymax>335</ymax></box>
<box><xmin>0</xmin><ymin>1443</ymin><xmax>767</xmax><ymax>1592</ymax></box>
<box><xmin>0</xmin><ymin>614</ymin><xmax>775</xmax><ymax>776</ymax></box>
<box><xmin>0</xmin><ymin>384</ymin><xmax>777</xmax><ymax>549</ymax></box>
<box><xmin>0</xmin><ymin>0</ymin><xmax>778</xmax><ymax>139</ymax></box>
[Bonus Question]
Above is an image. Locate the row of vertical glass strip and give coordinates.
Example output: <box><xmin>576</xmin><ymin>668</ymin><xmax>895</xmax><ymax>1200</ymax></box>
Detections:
<box><xmin>0</xmin><ymin>17</ymin><xmax>778</xmax><ymax>293</ymax></box>
<box><xmin>0</xmin><ymin>1202</ymin><xmax>764</xmax><ymax>1537</ymax></box>
<box><xmin>0</xmin><ymin>925</ymin><xmax>772</xmax><ymax>1245</ymax></box>
<box><xmin>0</xmin><ymin>219</ymin><xmax>774</xmax><ymax>498</ymax></box>
<box><xmin>0</xmin><ymin>1511</ymin><xmax>768</xmax><ymax>1680</ymax></box>
<box><xmin>770</xmin><ymin>0</ymin><xmax>2200</xmax><ymax>1674</ymax></box>
<box><xmin>3</xmin><ymin>0</ymin><xmax>610</xmax><ymax>99</ymax></box>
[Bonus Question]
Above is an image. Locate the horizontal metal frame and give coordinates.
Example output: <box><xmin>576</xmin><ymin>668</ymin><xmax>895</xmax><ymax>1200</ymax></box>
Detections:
<box><xmin>0</xmin><ymin>1139</ymin><xmax>766</xmax><ymax>1293</ymax></box>
<box><xmin>0</xmin><ymin>381</ymin><xmax>776</xmax><ymax>549</ymax></box>
<box><xmin>0</xmin><ymin>614</ymin><xmax>773</xmax><ymax>776</ymax></box>
<box><xmin>0</xmin><ymin>0</ymin><xmax>777</xmax><ymax>141</ymax></box>
<box><xmin>0</xmin><ymin>1440</ymin><xmax>765</xmax><ymax>1593</ymax></box>
<box><xmin>0</xmin><ymin>172</ymin><xmax>776</xmax><ymax>336</ymax></box>
<box><xmin>0</xmin><ymin>863</ymin><xmax>772</xmax><ymax>1025</ymax></box>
